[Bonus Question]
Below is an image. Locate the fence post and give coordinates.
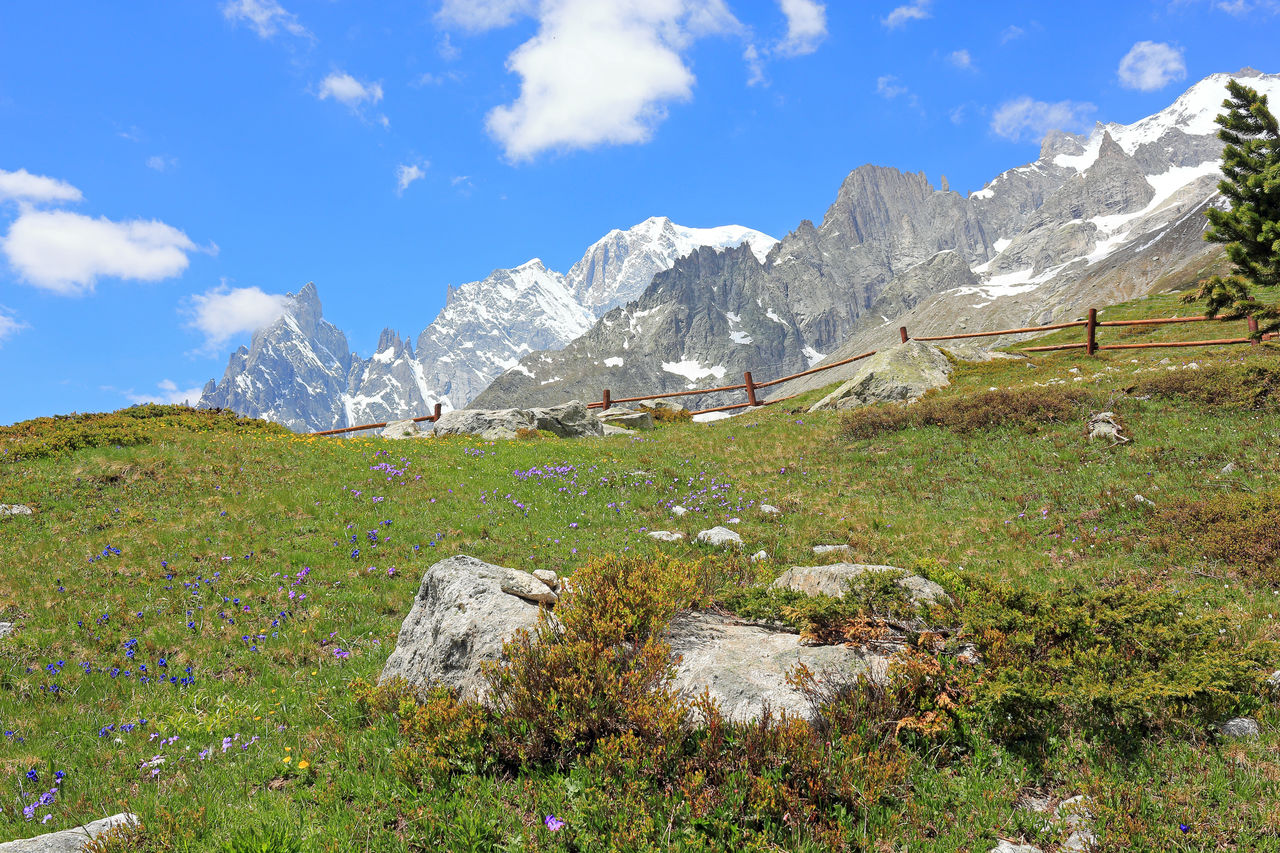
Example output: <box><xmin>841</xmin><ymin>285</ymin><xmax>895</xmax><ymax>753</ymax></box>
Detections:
<box><xmin>899</xmin><ymin>326</ymin><xmax>909</xmax><ymax>344</ymax></box>
<box><xmin>601</xmin><ymin>389</ymin><xmax>611</xmax><ymax>411</ymax></box>
<box><xmin>432</xmin><ymin>402</ymin><xmax>442</xmax><ymax>421</ymax></box>
<box><xmin>1249</xmin><ymin>314</ymin><xmax>1260</xmax><ymax>345</ymax></box>
<box><xmin>1086</xmin><ymin>308</ymin><xmax>1097</xmax><ymax>356</ymax></box>
<box><xmin>744</xmin><ymin>371</ymin><xmax>759</xmax><ymax>407</ymax></box>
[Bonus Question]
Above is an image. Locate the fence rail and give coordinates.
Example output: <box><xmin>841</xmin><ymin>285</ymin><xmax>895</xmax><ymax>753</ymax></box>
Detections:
<box><xmin>311</xmin><ymin>307</ymin><xmax>1274</xmax><ymax>436</ymax></box>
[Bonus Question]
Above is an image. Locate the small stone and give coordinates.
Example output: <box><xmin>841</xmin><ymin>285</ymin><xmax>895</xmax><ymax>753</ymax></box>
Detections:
<box><xmin>812</xmin><ymin>544</ymin><xmax>851</xmax><ymax>555</ymax></box>
<box><xmin>727</xmin><ymin>517</ymin><xmax>741</xmax><ymax>525</ymax></box>
<box><xmin>750</xmin><ymin>550</ymin><xmax>769</xmax><ymax>562</ymax></box>
<box><xmin>1220</xmin><ymin>717</ymin><xmax>1261</xmax><ymax>739</ymax></box>
<box><xmin>1134</xmin><ymin>494</ymin><xmax>1154</xmax><ymax>506</ymax></box>
<box><xmin>759</xmin><ymin>504</ymin><xmax>781</xmax><ymax>515</ymax></box>
<box><xmin>648</xmin><ymin>530</ymin><xmax>685</xmax><ymax>542</ymax></box>
<box><xmin>696</xmin><ymin>527</ymin><xmax>743</xmax><ymax>549</ymax></box>
<box><xmin>1186</xmin><ymin>362</ymin><xmax>1200</xmax><ymax>370</ymax></box>
<box><xmin>990</xmin><ymin>842</ymin><xmax>1043</xmax><ymax>853</ymax></box>
<box><xmin>671</xmin><ymin>505</ymin><xmax>688</xmax><ymax>517</ymax></box>
<box><xmin>532</xmin><ymin>569</ymin><xmax>559</xmax><ymax>591</ymax></box>
<box><xmin>0</xmin><ymin>623</ymin><xmax>14</xmax><ymax>640</ymax></box>
<box><xmin>1266</xmin><ymin>670</ymin><xmax>1280</xmax><ymax>692</ymax></box>
<box><xmin>1221</xmin><ymin>462</ymin><xmax>1236</xmax><ymax>475</ymax></box>
<box><xmin>0</xmin><ymin>505</ymin><xmax>33</xmax><ymax>517</ymax></box>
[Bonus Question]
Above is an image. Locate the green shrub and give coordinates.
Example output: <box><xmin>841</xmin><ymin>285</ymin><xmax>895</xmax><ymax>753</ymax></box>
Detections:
<box><xmin>960</xmin><ymin>579</ymin><xmax>1270</xmax><ymax>754</ymax></box>
<box><xmin>219</xmin><ymin>824</ymin><xmax>304</xmax><ymax>853</ymax></box>
<box><xmin>1131</xmin><ymin>361</ymin><xmax>1280</xmax><ymax>408</ymax></box>
<box><xmin>840</xmin><ymin>387</ymin><xmax>1093</xmax><ymax>439</ymax></box>
<box><xmin>647</xmin><ymin>405</ymin><xmax>693</xmax><ymax>424</ymax></box>
<box><xmin>1150</xmin><ymin>488</ymin><xmax>1280</xmax><ymax>574</ymax></box>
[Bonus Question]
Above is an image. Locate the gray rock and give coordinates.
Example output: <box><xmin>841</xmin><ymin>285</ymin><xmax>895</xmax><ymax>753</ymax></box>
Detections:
<box><xmin>666</xmin><ymin>612</ymin><xmax>885</xmax><ymax>722</ymax></box>
<box><xmin>596</xmin><ymin>408</ymin><xmax>655</xmax><ymax>430</ymax></box>
<box><xmin>0</xmin><ymin>813</ymin><xmax>138</xmax><ymax>852</ymax></box>
<box><xmin>603</xmin><ymin>424</ymin><xmax>637</xmax><ymax>437</ymax></box>
<box><xmin>1055</xmin><ymin>796</ymin><xmax>1096</xmax><ymax>852</ymax></box>
<box><xmin>772</xmin><ymin>563</ymin><xmax>952</xmax><ymax>608</ymax></box>
<box><xmin>431</xmin><ymin>407</ymin><xmax>536</xmax><ymax>441</ymax></box>
<box><xmin>530</xmin><ymin>400</ymin><xmax>603</xmax><ymax>438</ymax></box>
<box><xmin>808</xmin><ymin>341</ymin><xmax>953</xmax><ymax>412</ymax></box>
<box><xmin>671</xmin><ymin>505</ymin><xmax>688</xmax><ymax>517</ymax></box>
<box><xmin>696</xmin><ymin>527</ymin><xmax>743</xmax><ymax>548</ymax></box>
<box><xmin>500</xmin><ymin>571</ymin><xmax>559</xmax><ymax>605</ymax></box>
<box><xmin>990</xmin><ymin>843</ymin><xmax>1042</xmax><ymax>853</ymax></box>
<box><xmin>532</xmin><ymin>569</ymin><xmax>559</xmax><ymax>591</ymax></box>
<box><xmin>759</xmin><ymin>504</ymin><xmax>781</xmax><ymax>515</ymax></box>
<box><xmin>380</xmin><ymin>419</ymin><xmax>422</xmax><ymax>439</ymax></box>
<box><xmin>0</xmin><ymin>623</ymin><xmax>14</xmax><ymax>640</ymax></box>
<box><xmin>1221</xmin><ymin>461</ymin><xmax>1237</xmax><ymax>475</ymax></box>
<box><xmin>812</xmin><ymin>544</ymin><xmax>851</xmax><ymax>555</ymax></box>
<box><xmin>750</xmin><ymin>550</ymin><xmax>769</xmax><ymax>562</ymax></box>
<box><xmin>380</xmin><ymin>555</ymin><xmax>551</xmax><ymax>701</ymax></box>
<box><xmin>1220</xmin><ymin>717</ymin><xmax>1261</xmax><ymax>739</ymax></box>
<box><xmin>0</xmin><ymin>505</ymin><xmax>33</xmax><ymax>517</ymax></box>
<box><xmin>1267</xmin><ymin>670</ymin><xmax>1280</xmax><ymax>693</ymax></box>
<box><xmin>648</xmin><ymin>530</ymin><xmax>685</xmax><ymax>542</ymax></box>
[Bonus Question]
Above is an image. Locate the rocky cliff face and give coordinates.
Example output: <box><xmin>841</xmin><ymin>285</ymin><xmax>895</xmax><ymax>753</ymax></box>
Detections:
<box><xmin>198</xmin><ymin>219</ymin><xmax>776</xmax><ymax>431</ymax></box>
<box><xmin>474</xmin><ymin>70</ymin><xmax>1280</xmax><ymax>412</ymax></box>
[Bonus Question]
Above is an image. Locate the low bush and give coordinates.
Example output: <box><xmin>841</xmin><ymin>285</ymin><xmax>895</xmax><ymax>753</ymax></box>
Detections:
<box><xmin>840</xmin><ymin>387</ymin><xmax>1093</xmax><ymax>439</ymax></box>
<box><xmin>959</xmin><ymin>579</ymin><xmax>1271</xmax><ymax>754</ymax></box>
<box><xmin>1131</xmin><ymin>361</ymin><xmax>1280</xmax><ymax>408</ymax></box>
<box><xmin>648</xmin><ymin>405</ymin><xmax>693</xmax><ymax>424</ymax></box>
<box><xmin>1150</xmin><ymin>488</ymin><xmax>1280</xmax><ymax>574</ymax></box>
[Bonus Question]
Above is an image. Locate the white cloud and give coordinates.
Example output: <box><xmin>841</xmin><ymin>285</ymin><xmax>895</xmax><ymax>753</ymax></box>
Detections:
<box><xmin>318</xmin><ymin>72</ymin><xmax>384</xmax><ymax>108</ymax></box>
<box><xmin>146</xmin><ymin>155</ymin><xmax>178</xmax><ymax>172</ymax></box>
<box><xmin>876</xmin><ymin>75</ymin><xmax>908</xmax><ymax>99</ymax></box>
<box><xmin>991</xmin><ymin>96</ymin><xmax>1096</xmax><ymax>142</ymax></box>
<box><xmin>437</xmin><ymin>0</ymin><xmax>536</xmax><ymax>31</ymax></box>
<box><xmin>1117</xmin><ymin>41</ymin><xmax>1186</xmax><ymax>91</ymax></box>
<box><xmin>775</xmin><ymin>0</ymin><xmax>827</xmax><ymax>56</ymax></box>
<box><xmin>221</xmin><ymin>0</ymin><xmax>311</xmax><ymax>39</ymax></box>
<box><xmin>882</xmin><ymin>0</ymin><xmax>931</xmax><ymax>28</ymax></box>
<box><xmin>187</xmin><ymin>285</ymin><xmax>289</xmax><ymax>351</ymax></box>
<box><xmin>947</xmin><ymin>49</ymin><xmax>974</xmax><ymax>71</ymax></box>
<box><xmin>743</xmin><ymin>43</ymin><xmax>766</xmax><ymax>86</ymax></box>
<box><xmin>483</xmin><ymin>0</ymin><xmax>742</xmax><ymax>161</ymax></box>
<box><xmin>126</xmin><ymin>379</ymin><xmax>206</xmax><ymax>406</ymax></box>
<box><xmin>1000</xmin><ymin>24</ymin><xmax>1025</xmax><ymax>43</ymax></box>
<box><xmin>0</xmin><ymin>306</ymin><xmax>25</xmax><ymax>345</ymax></box>
<box><xmin>396</xmin><ymin>163</ymin><xmax>428</xmax><ymax>195</ymax></box>
<box><xmin>2</xmin><ymin>210</ymin><xmax>197</xmax><ymax>295</ymax></box>
<box><xmin>0</xmin><ymin>168</ymin><xmax>83</xmax><ymax>204</ymax></box>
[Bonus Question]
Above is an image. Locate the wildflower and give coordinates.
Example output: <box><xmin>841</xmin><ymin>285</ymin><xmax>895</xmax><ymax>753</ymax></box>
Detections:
<box><xmin>544</xmin><ymin>815</ymin><xmax>565</xmax><ymax>831</ymax></box>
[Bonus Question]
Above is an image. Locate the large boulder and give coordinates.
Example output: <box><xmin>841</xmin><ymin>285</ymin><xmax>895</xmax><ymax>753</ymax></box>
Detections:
<box><xmin>530</xmin><ymin>400</ymin><xmax>604</xmax><ymax>438</ymax></box>
<box><xmin>808</xmin><ymin>340</ymin><xmax>952</xmax><ymax>412</ymax></box>
<box><xmin>380</xmin><ymin>555</ymin><xmax>551</xmax><ymax>701</ymax></box>
<box><xmin>666</xmin><ymin>613</ymin><xmax>886</xmax><ymax>722</ymax></box>
<box><xmin>595</xmin><ymin>408</ymin><xmax>655</xmax><ymax>430</ymax></box>
<box><xmin>772</xmin><ymin>563</ymin><xmax>951</xmax><ymax>608</ymax></box>
<box><xmin>430</xmin><ymin>408</ymin><xmax>537</xmax><ymax>441</ymax></box>
<box><xmin>380</xmin><ymin>419</ymin><xmax>422</xmax><ymax>439</ymax></box>
<box><xmin>0</xmin><ymin>813</ymin><xmax>137</xmax><ymax>852</ymax></box>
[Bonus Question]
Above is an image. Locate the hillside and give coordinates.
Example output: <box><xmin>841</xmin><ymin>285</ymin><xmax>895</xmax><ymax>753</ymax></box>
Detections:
<box><xmin>0</xmin><ymin>287</ymin><xmax>1278</xmax><ymax>850</ymax></box>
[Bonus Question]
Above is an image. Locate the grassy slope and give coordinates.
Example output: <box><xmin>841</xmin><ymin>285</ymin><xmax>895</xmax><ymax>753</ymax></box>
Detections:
<box><xmin>0</xmin><ymin>288</ymin><xmax>1277</xmax><ymax>851</ymax></box>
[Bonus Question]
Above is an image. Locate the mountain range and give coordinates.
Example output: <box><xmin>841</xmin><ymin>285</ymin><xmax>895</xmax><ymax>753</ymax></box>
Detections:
<box><xmin>201</xmin><ymin>68</ymin><xmax>1278</xmax><ymax>428</ymax></box>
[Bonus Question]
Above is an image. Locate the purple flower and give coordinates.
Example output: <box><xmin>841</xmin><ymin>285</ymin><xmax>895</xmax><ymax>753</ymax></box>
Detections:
<box><xmin>544</xmin><ymin>815</ymin><xmax>565</xmax><ymax>832</ymax></box>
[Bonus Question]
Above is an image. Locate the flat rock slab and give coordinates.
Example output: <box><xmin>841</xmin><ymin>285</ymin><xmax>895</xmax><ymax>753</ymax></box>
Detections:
<box><xmin>808</xmin><ymin>340</ymin><xmax>953</xmax><ymax>412</ymax></box>
<box><xmin>812</xmin><ymin>544</ymin><xmax>851</xmax><ymax>555</ymax></box>
<box><xmin>648</xmin><ymin>530</ymin><xmax>685</xmax><ymax>542</ymax></box>
<box><xmin>696</xmin><ymin>527</ymin><xmax>743</xmax><ymax>548</ymax></box>
<box><xmin>667</xmin><ymin>612</ymin><xmax>885</xmax><ymax>722</ymax></box>
<box><xmin>772</xmin><ymin>563</ymin><xmax>951</xmax><ymax>608</ymax></box>
<box><xmin>596</xmin><ymin>409</ymin><xmax>655</xmax><ymax>430</ymax></box>
<box><xmin>603</xmin><ymin>424</ymin><xmax>637</xmax><ymax>437</ymax></box>
<box><xmin>380</xmin><ymin>555</ymin><xmax>551</xmax><ymax>701</ymax></box>
<box><xmin>0</xmin><ymin>813</ymin><xmax>137</xmax><ymax>852</ymax></box>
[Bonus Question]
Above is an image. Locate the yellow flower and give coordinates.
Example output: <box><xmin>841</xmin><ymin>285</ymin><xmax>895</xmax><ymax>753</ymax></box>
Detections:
<box><xmin>297</xmin><ymin>760</ymin><xmax>310</xmax><ymax>770</ymax></box>
<box><xmin>282</xmin><ymin>757</ymin><xmax>291</xmax><ymax>764</ymax></box>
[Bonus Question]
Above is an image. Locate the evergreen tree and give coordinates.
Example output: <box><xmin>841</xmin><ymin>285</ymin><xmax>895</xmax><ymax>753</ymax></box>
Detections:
<box><xmin>1182</xmin><ymin>79</ymin><xmax>1280</xmax><ymax>337</ymax></box>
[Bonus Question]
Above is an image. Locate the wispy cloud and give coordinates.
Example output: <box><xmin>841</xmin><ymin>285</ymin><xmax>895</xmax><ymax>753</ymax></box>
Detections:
<box><xmin>396</xmin><ymin>163</ymin><xmax>428</xmax><ymax>195</ymax></box>
<box><xmin>0</xmin><ymin>306</ymin><xmax>26</xmax><ymax>345</ymax></box>
<box><xmin>186</xmin><ymin>284</ymin><xmax>289</xmax><ymax>352</ymax></box>
<box><xmin>1000</xmin><ymin>24</ymin><xmax>1025</xmax><ymax>43</ymax></box>
<box><xmin>125</xmin><ymin>379</ymin><xmax>206</xmax><ymax>406</ymax></box>
<box><xmin>318</xmin><ymin>72</ymin><xmax>383</xmax><ymax>108</ymax></box>
<box><xmin>775</xmin><ymin>0</ymin><xmax>827</xmax><ymax>56</ymax></box>
<box><xmin>221</xmin><ymin>0</ymin><xmax>311</xmax><ymax>40</ymax></box>
<box><xmin>0</xmin><ymin>168</ymin><xmax>83</xmax><ymax>205</ymax></box>
<box><xmin>146</xmin><ymin>155</ymin><xmax>178</xmax><ymax>172</ymax></box>
<box><xmin>991</xmin><ymin>96</ymin><xmax>1096</xmax><ymax>142</ymax></box>
<box><xmin>947</xmin><ymin>49</ymin><xmax>975</xmax><ymax>71</ymax></box>
<box><xmin>1117</xmin><ymin>41</ymin><xmax>1186</xmax><ymax>91</ymax></box>
<box><xmin>882</xmin><ymin>0</ymin><xmax>931</xmax><ymax>28</ymax></box>
<box><xmin>2</xmin><ymin>209</ymin><xmax>197</xmax><ymax>296</ymax></box>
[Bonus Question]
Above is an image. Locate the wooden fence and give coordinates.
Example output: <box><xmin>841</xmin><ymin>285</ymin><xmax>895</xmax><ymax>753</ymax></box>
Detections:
<box><xmin>312</xmin><ymin>309</ymin><xmax>1274</xmax><ymax>436</ymax></box>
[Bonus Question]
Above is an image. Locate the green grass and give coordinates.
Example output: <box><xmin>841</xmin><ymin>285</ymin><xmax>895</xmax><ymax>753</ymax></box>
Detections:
<box><xmin>0</xmin><ymin>287</ymin><xmax>1278</xmax><ymax>850</ymax></box>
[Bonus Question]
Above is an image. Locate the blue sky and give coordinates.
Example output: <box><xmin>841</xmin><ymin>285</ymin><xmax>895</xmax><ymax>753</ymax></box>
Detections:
<box><xmin>1</xmin><ymin>0</ymin><xmax>1278</xmax><ymax>425</ymax></box>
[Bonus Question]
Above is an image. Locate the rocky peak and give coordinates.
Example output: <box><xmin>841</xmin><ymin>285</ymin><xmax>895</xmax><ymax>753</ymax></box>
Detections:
<box><xmin>286</xmin><ymin>282</ymin><xmax>323</xmax><ymax>336</ymax></box>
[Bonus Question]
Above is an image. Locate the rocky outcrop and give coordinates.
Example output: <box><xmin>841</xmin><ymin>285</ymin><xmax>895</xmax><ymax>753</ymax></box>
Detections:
<box><xmin>420</xmin><ymin>401</ymin><xmax>602</xmax><ymax>440</ymax></box>
<box><xmin>772</xmin><ymin>564</ymin><xmax>951</xmax><ymax>608</ymax></box>
<box><xmin>0</xmin><ymin>813</ymin><xmax>138</xmax><ymax>852</ymax></box>
<box><xmin>806</xmin><ymin>341</ymin><xmax>952</xmax><ymax>411</ymax></box>
<box><xmin>379</xmin><ymin>556</ymin><xmax>552</xmax><ymax>701</ymax></box>
<box><xmin>529</xmin><ymin>401</ymin><xmax>602</xmax><ymax>438</ymax></box>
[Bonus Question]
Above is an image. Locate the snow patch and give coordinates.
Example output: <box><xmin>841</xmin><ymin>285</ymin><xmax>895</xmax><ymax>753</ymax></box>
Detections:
<box><xmin>603</xmin><ymin>357</ymin><xmax>624</xmax><ymax>367</ymax></box>
<box><xmin>662</xmin><ymin>360</ymin><xmax>727</xmax><ymax>383</ymax></box>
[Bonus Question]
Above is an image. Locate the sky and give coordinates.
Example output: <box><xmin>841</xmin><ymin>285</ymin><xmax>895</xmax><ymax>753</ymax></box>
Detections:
<box><xmin>1</xmin><ymin>0</ymin><xmax>1278</xmax><ymax>425</ymax></box>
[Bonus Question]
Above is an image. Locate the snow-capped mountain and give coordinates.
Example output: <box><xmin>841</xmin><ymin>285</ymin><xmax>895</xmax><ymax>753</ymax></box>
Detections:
<box><xmin>474</xmin><ymin>69</ymin><xmax>1276</xmax><ymax>410</ymax></box>
<box><xmin>198</xmin><ymin>218</ymin><xmax>777</xmax><ymax>431</ymax></box>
